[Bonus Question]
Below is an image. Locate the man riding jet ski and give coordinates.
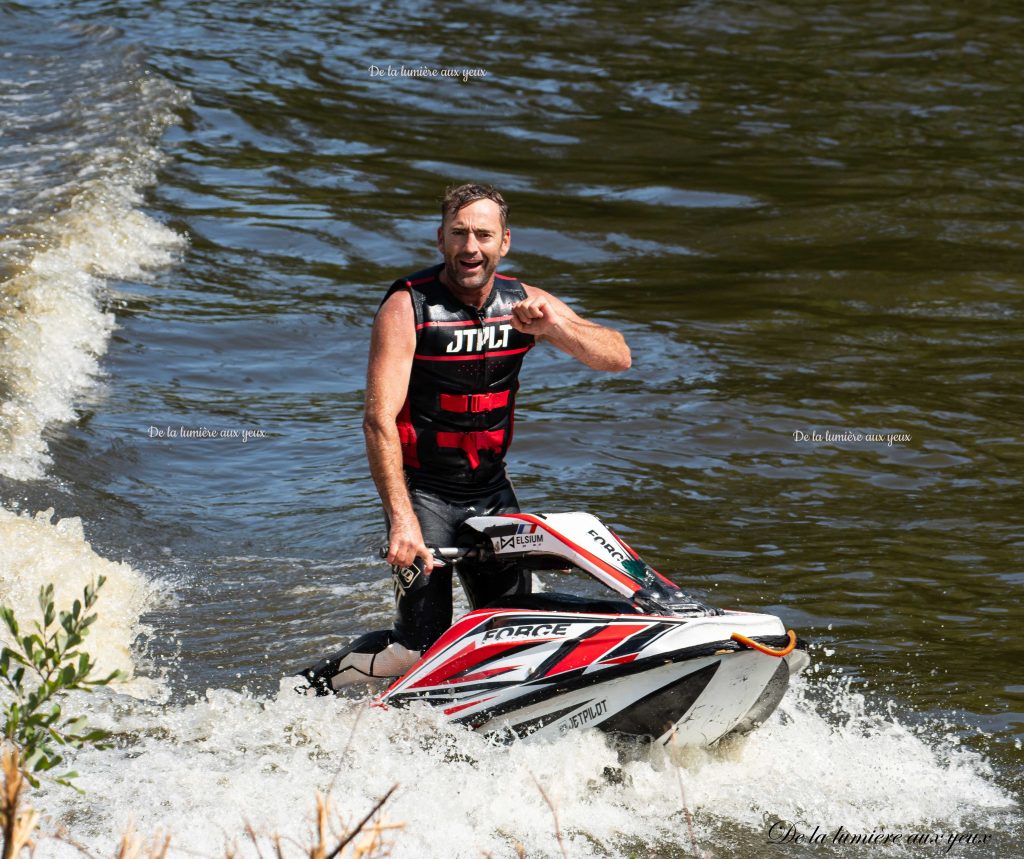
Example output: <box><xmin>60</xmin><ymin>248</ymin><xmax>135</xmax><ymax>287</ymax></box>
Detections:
<box><xmin>362</xmin><ymin>184</ymin><xmax>634</xmax><ymax>686</ymax></box>
<box><xmin>297</xmin><ymin>512</ymin><xmax>808</xmax><ymax>747</ymax></box>
<box><xmin>322</xmin><ymin>185</ymin><xmax>806</xmax><ymax>744</ymax></box>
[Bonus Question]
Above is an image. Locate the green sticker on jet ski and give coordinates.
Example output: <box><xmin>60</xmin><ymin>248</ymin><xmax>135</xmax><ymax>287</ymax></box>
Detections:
<box><xmin>622</xmin><ymin>558</ymin><xmax>652</xmax><ymax>584</ymax></box>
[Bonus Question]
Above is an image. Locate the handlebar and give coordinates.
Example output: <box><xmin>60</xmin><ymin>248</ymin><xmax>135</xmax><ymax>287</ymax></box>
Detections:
<box><xmin>378</xmin><ymin>545</ymin><xmax>475</xmax><ymax>566</ymax></box>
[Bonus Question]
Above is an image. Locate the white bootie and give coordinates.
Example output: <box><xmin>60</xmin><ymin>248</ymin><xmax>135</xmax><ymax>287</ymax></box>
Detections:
<box><xmin>327</xmin><ymin>641</ymin><xmax>421</xmax><ymax>690</ymax></box>
<box><xmin>297</xmin><ymin>630</ymin><xmax>422</xmax><ymax>695</ymax></box>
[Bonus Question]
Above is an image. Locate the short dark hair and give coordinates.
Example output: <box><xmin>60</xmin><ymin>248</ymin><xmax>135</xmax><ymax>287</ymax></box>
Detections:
<box><xmin>441</xmin><ymin>183</ymin><xmax>509</xmax><ymax>231</ymax></box>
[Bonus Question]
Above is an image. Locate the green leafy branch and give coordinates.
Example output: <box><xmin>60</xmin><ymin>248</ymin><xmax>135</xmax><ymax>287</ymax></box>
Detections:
<box><xmin>0</xmin><ymin>577</ymin><xmax>120</xmax><ymax>789</ymax></box>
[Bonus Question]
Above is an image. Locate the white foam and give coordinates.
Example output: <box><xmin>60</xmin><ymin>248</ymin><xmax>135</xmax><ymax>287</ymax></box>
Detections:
<box><xmin>0</xmin><ymin>506</ymin><xmax>158</xmax><ymax>694</ymax></box>
<box><xmin>26</xmin><ymin>667</ymin><xmax>1016</xmax><ymax>858</ymax></box>
<box><xmin>654</xmin><ymin>670</ymin><xmax>1013</xmax><ymax>836</ymax></box>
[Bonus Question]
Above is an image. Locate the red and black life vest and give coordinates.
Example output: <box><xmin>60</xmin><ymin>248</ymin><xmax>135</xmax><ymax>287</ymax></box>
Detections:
<box><xmin>382</xmin><ymin>264</ymin><xmax>535</xmax><ymax>497</ymax></box>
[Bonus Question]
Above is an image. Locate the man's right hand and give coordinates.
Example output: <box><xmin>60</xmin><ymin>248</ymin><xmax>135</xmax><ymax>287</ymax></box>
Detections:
<box><xmin>386</xmin><ymin>518</ymin><xmax>434</xmax><ymax>574</ymax></box>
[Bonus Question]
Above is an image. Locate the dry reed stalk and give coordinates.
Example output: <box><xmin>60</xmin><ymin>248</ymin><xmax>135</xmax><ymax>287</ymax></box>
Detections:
<box><xmin>322</xmin><ymin>784</ymin><xmax>398</xmax><ymax>859</ymax></box>
<box><xmin>1</xmin><ymin>747</ymin><xmax>39</xmax><ymax>859</ymax></box>
<box><xmin>668</xmin><ymin>729</ymin><xmax>706</xmax><ymax>859</ymax></box>
<box><xmin>241</xmin><ymin>785</ymin><xmax>402</xmax><ymax>859</ymax></box>
<box><xmin>529</xmin><ymin>773</ymin><xmax>568</xmax><ymax>859</ymax></box>
<box><xmin>113</xmin><ymin>825</ymin><xmax>170</xmax><ymax>859</ymax></box>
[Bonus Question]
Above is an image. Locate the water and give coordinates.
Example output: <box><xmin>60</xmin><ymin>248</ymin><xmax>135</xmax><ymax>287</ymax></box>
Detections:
<box><xmin>1</xmin><ymin>1</ymin><xmax>1021</xmax><ymax>856</ymax></box>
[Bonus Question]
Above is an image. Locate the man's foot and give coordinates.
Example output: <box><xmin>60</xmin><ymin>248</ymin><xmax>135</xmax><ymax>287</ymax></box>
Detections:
<box><xmin>295</xmin><ymin>630</ymin><xmax>421</xmax><ymax>695</ymax></box>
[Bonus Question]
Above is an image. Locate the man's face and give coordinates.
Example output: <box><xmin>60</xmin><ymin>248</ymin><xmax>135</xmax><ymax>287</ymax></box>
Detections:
<box><xmin>436</xmin><ymin>199</ymin><xmax>510</xmax><ymax>293</ymax></box>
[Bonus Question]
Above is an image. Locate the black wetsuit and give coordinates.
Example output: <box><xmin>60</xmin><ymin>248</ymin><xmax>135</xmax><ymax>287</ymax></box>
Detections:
<box><xmin>385</xmin><ymin>264</ymin><xmax>535</xmax><ymax>651</ymax></box>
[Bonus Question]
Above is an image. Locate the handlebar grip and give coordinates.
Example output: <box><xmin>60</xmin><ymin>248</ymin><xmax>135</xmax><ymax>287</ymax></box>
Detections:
<box><xmin>378</xmin><ymin>545</ymin><xmax>464</xmax><ymax>563</ymax></box>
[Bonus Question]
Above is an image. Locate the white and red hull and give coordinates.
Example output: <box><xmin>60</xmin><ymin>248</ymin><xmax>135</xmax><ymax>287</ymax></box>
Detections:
<box><xmin>380</xmin><ymin>607</ymin><xmax>806</xmax><ymax>745</ymax></box>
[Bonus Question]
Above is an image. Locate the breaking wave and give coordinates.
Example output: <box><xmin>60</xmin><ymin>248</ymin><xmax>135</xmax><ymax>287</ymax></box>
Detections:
<box><xmin>0</xmin><ymin>20</ymin><xmax>188</xmax><ymax>480</ymax></box>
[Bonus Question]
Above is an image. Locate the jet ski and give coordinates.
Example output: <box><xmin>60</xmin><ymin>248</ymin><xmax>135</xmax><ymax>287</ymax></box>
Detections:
<box><xmin>299</xmin><ymin>512</ymin><xmax>809</xmax><ymax>747</ymax></box>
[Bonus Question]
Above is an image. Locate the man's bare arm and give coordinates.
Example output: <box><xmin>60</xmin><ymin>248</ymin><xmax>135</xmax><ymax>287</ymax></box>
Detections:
<box><xmin>363</xmin><ymin>290</ymin><xmax>433</xmax><ymax>572</ymax></box>
<box><xmin>511</xmin><ymin>285</ymin><xmax>631</xmax><ymax>371</ymax></box>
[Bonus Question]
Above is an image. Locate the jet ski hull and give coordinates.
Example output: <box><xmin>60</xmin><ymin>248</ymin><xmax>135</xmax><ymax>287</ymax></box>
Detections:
<box><xmin>379</xmin><ymin>607</ymin><xmax>806</xmax><ymax>746</ymax></box>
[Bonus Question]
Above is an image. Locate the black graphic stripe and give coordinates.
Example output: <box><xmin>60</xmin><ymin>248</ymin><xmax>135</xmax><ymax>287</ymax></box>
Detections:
<box><xmin>599</xmin><ymin>662</ymin><xmax>720</xmax><ymax>739</ymax></box>
<box><xmin>526</xmin><ymin>624</ymin><xmax>606</xmax><ymax>681</ymax></box>
<box><xmin>506</xmin><ymin>700</ymin><xmax>591</xmax><ymax>737</ymax></box>
<box><xmin>449</xmin><ymin>641</ymin><xmax>540</xmax><ymax>679</ymax></box>
<box><xmin>601</xmin><ymin>622</ymin><xmax>674</xmax><ymax>661</ymax></box>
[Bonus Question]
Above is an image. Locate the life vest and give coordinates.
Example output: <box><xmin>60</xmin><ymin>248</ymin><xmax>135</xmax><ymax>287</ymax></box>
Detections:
<box><xmin>382</xmin><ymin>264</ymin><xmax>535</xmax><ymax>496</ymax></box>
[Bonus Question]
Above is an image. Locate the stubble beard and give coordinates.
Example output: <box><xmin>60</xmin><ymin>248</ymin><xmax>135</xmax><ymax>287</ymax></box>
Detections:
<box><xmin>443</xmin><ymin>253</ymin><xmax>498</xmax><ymax>295</ymax></box>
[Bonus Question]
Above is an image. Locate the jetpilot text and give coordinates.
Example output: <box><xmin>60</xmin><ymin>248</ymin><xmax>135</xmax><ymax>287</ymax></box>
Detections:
<box><xmin>558</xmin><ymin>699</ymin><xmax>609</xmax><ymax>734</ymax></box>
